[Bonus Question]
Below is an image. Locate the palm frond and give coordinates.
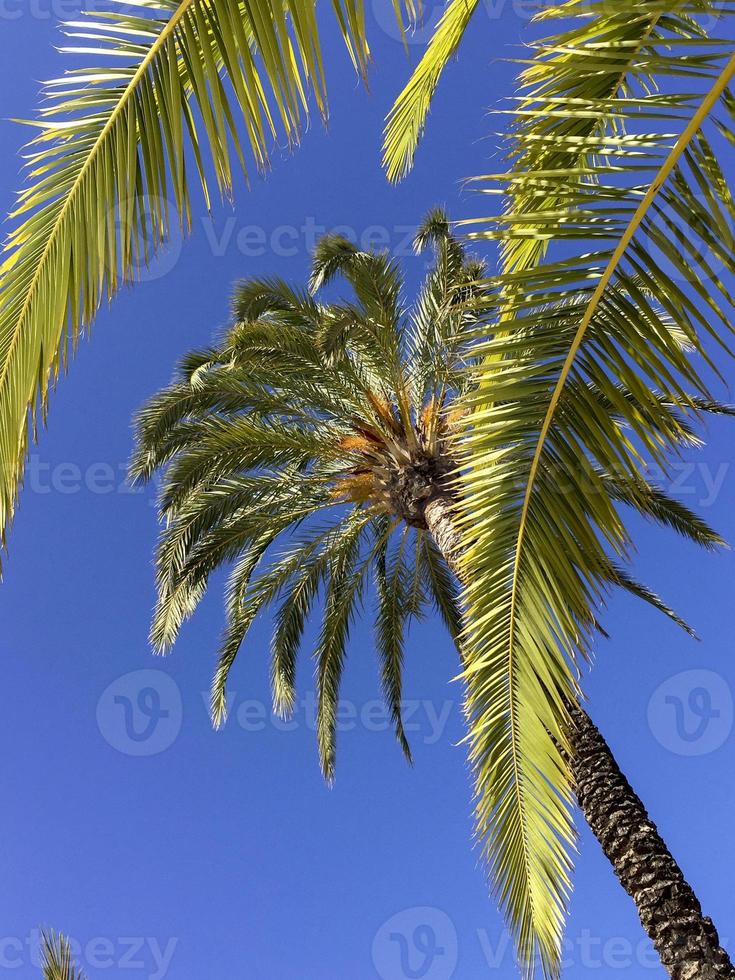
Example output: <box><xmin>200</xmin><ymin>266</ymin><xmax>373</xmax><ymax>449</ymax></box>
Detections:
<box><xmin>375</xmin><ymin>525</ymin><xmax>415</xmax><ymax>763</ymax></box>
<box><xmin>310</xmin><ymin>236</ymin><xmax>406</xmax><ymax>372</ymax></box>
<box><xmin>603</xmin><ymin>562</ymin><xmax>697</xmax><ymax>638</ymax></box>
<box><xmin>0</xmin><ymin>0</ymin><xmax>413</xmax><ymax>551</ymax></box>
<box><xmin>231</xmin><ymin>276</ymin><xmax>323</xmax><ymax>325</ymax></box>
<box><xmin>457</xmin><ymin>2</ymin><xmax>735</xmax><ymax>974</ymax></box>
<box><xmin>315</xmin><ymin>521</ymin><xmax>372</xmax><ymax>781</ymax></box>
<box><xmin>151</xmin><ymin>483</ymin><xmax>311</xmax><ymax>652</ymax></box>
<box><xmin>41</xmin><ymin>931</ymin><xmax>85</xmax><ymax>980</ymax></box>
<box><xmin>210</xmin><ymin>529</ymin><xmax>283</xmax><ymax>727</ymax></box>
<box><xmin>270</xmin><ymin>512</ymin><xmax>372</xmax><ymax>717</ymax></box>
<box><xmin>408</xmin><ymin>208</ymin><xmax>483</xmax><ymax>403</ymax></box>
<box><xmin>382</xmin><ymin>0</ymin><xmax>484</xmax><ymax>182</ymax></box>
<box><xmin>419</xmin><ymin>533</ymin><xmax>462</xmax><ymax>643</ymax></box>
<box><xmin>603</xmin><ymin>472</ymin><xmax>725</xmax><ymax>550</ymax></box>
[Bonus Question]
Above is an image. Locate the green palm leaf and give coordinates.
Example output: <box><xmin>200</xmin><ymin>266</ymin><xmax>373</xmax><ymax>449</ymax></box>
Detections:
<box><xmin>0</xmin><ymin>0</ymin><xmax>410</xmax><ymax>548</ymax></box>
<box><xmin>41</xmin><ymin>931</ymin><xmax>85</xmax><ymax>980</ymax></box>
<box><xmin>455</xmin><ymin>2</ymin><xmax>735</xmax><ymax>974</ymax></box>
<box><xmin>382</xmin><ymin>0</ymin><xmax>484</xmax><ymax>182</ymax></box>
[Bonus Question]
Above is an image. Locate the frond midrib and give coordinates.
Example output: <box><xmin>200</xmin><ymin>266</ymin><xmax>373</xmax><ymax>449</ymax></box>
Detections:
<box><xmin>505</xmin><ymin>50</ymin><xmax>735</xmax><ymax>763</ymax></box>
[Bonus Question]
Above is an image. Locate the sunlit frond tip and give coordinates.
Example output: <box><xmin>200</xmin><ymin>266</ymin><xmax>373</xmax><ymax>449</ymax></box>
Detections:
<box><xmin>461</xmin><ymin>549</ymin><xmax>578</xmax><ymax>979</ymax></box>
<box><xmin>382</xmin><ymin>0</ymin><xmax>484</xmax><ymax>183</ymax></box>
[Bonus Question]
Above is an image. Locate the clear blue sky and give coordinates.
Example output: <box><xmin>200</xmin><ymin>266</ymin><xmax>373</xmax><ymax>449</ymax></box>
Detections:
<box><xmin>1</xmin><ymin>3</ymin><xmax>734</xmax><ymax>979</ymax></box>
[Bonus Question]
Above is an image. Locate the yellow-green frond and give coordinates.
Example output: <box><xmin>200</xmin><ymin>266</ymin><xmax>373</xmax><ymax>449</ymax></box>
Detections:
<box><xmin>457</xmin><ymin>2</ymin><xmax>735</xmax><ymax>975</ymax></box>
<box><xmin>382</xmin><ymin>0</ymin><xmax>483</xmax><ymax>182</ymax></box>
<box><xmin>0</xmin><ymin>0</ymin><xmax>411</xmax><ymax>554</ymax></box>
<box><xmin>41</xmin><ymin>931</ymin><xmax>85</xmax><ymax>980</ymax></box>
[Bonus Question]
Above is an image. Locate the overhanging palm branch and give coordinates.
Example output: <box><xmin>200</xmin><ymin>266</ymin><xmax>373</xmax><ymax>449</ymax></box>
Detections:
<box><xmin>382</xmin><ymin>0</ymin><xmax>687</xmax><ymax>189</ymax></box>
<box><xmin>41</xmin><ymin>931</ymin><xmax>85</xmax><ymax>980</ymax></box>
<box><xmin>452</xmin><ymin>1</ymin><xmax>735</xmax><ymax>974</ymax></box>
<box><xmin>0</xmin><ymin>0</ymin><xmax>414</xmax><ymax>551</ymax></box>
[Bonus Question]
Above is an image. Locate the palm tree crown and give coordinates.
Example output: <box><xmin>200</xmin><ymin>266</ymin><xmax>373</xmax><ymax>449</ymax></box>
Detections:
<box><xmin>131</xmin><ymin>210</ymin><xmax>484</xmax><ymax>779</ymax></box>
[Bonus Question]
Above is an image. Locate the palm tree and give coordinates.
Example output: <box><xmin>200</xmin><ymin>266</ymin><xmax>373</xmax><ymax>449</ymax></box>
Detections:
<box><xmin>131</xmin><ymin>213</ymin><xmax>735</xmax><ymax>979</ymax></box>
<box><xmin>40</xmin><ymin>931</ymin><xmax>85</xmax><ymax>980</ymax></box>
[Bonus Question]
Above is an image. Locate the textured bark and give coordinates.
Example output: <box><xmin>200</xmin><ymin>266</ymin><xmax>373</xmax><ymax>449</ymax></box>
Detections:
<box><xmin>420</xmin><ymin>487</ymin><xmax>734</xmax><ymax>980</ymax></box>
<box><xmin>570</xmin><ymin>706</ymin><xmax>733</xmax><ymax>980</ymax></box>
<box><xmin>388</xmin><ymin>454</ymin><xmax>454</xmax><ymax>529</ymax></box>
<box><xmin>424</xmin><ymin>492</ymin><xmax>463</xmax><ymax>565</ymax></box>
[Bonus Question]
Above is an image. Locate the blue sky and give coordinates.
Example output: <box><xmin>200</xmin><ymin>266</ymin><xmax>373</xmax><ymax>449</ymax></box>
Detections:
<box><xmin>1</xmin><ymin>3</ymin><xmax>734</xmax><ymax>979</ymax></box>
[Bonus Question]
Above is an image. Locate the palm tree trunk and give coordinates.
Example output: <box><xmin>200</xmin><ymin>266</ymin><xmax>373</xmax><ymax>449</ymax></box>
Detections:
<box><xmin>423</xmin><ymin>490</ymin><xmax>735</xmax><ymax>980</ymax></box>
<box><xmin>570</xmin><ymin>704</ymin><xmax>733</xmax><ymax>979</ymax></box>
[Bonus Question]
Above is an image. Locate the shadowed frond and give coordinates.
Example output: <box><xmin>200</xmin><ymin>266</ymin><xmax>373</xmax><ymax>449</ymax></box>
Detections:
<box><xmin>603</xmin><ymin>563</ymin><xmax>697</xmax><ymax>638</ymax></box>
<box><xmin>375</xmin><ymin>525</ymin><xmax>415</xmax><ymax>763</ymax></box>
<box><xmin>315</xmin><ymin>519</ymin><xmax>373</xmax><ymax>781</ymax></box>
<box><xmin>419</xmin><ymin>533</ymin><xmax>462</xmax><ymax>643</ymax></box>
<box><xmin>603</xmin><ymin>473</ymin><xmax>725</xmax><ymax>550</ymax></box>
<box><xmin>213</xmin><ymin>529</ymin><xmax>321</xmax><ymax>727</ymax></box>
<box><xmin>456</xmin><ymin>2</ymin><xmax>735</xmax><ymax>974</ymax></box>
<box><xmin>0</xmin><ymin>0</ymin><xmax>413</xmax><ymax>554</ymax></box>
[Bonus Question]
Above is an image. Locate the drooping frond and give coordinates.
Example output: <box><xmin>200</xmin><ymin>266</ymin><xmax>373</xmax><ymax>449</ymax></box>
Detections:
<box><xmin>270</xmin><ymin>512</ymin><xmax>377</xmax><ymax>718</ymax></box>
<box><xmin>419</xmin><ymin>533</ymin><xmax>462</xmax><ymax>643</ymax></box>
<box><xmin>212</xmin><ymin>528</ymin><xmax>324</xmax><ymax>727</ymax></box>
<box><xmin>152</xmin><ymin>473</ymin><xmax>329</xmax><ymax>650</ymax></box>
<box><xmin>456</xmin><ymin>3</ymin><xmax>735</xmax><ymax>974</ymax></box>
<box><xmin>0</xmin><ymin>0</ymin><xmax>413</xmax><ymax>552</ymax></box>
<box><xmin>315</xmin><ymin>518</ymin><xmax>374</xmax><ymax>781</ymax></box>
<box><xmin>375</xmin><ymin>525</ymin><xmax>416</xmax><ymax>762</ymax></box>
<box><xmin>41</xmin><ymin>931</ymin><xmax>85</xmax><ymax>980</ymax></box>
<box><xmin>603</xmin><ymin>473</ymin><xmax>725</xmax><ymax>551</ymax></box>
<box><xmin>603</xmin><ymin>563</ymin><xmax>697</xmax><ymax>639</ymax></box>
